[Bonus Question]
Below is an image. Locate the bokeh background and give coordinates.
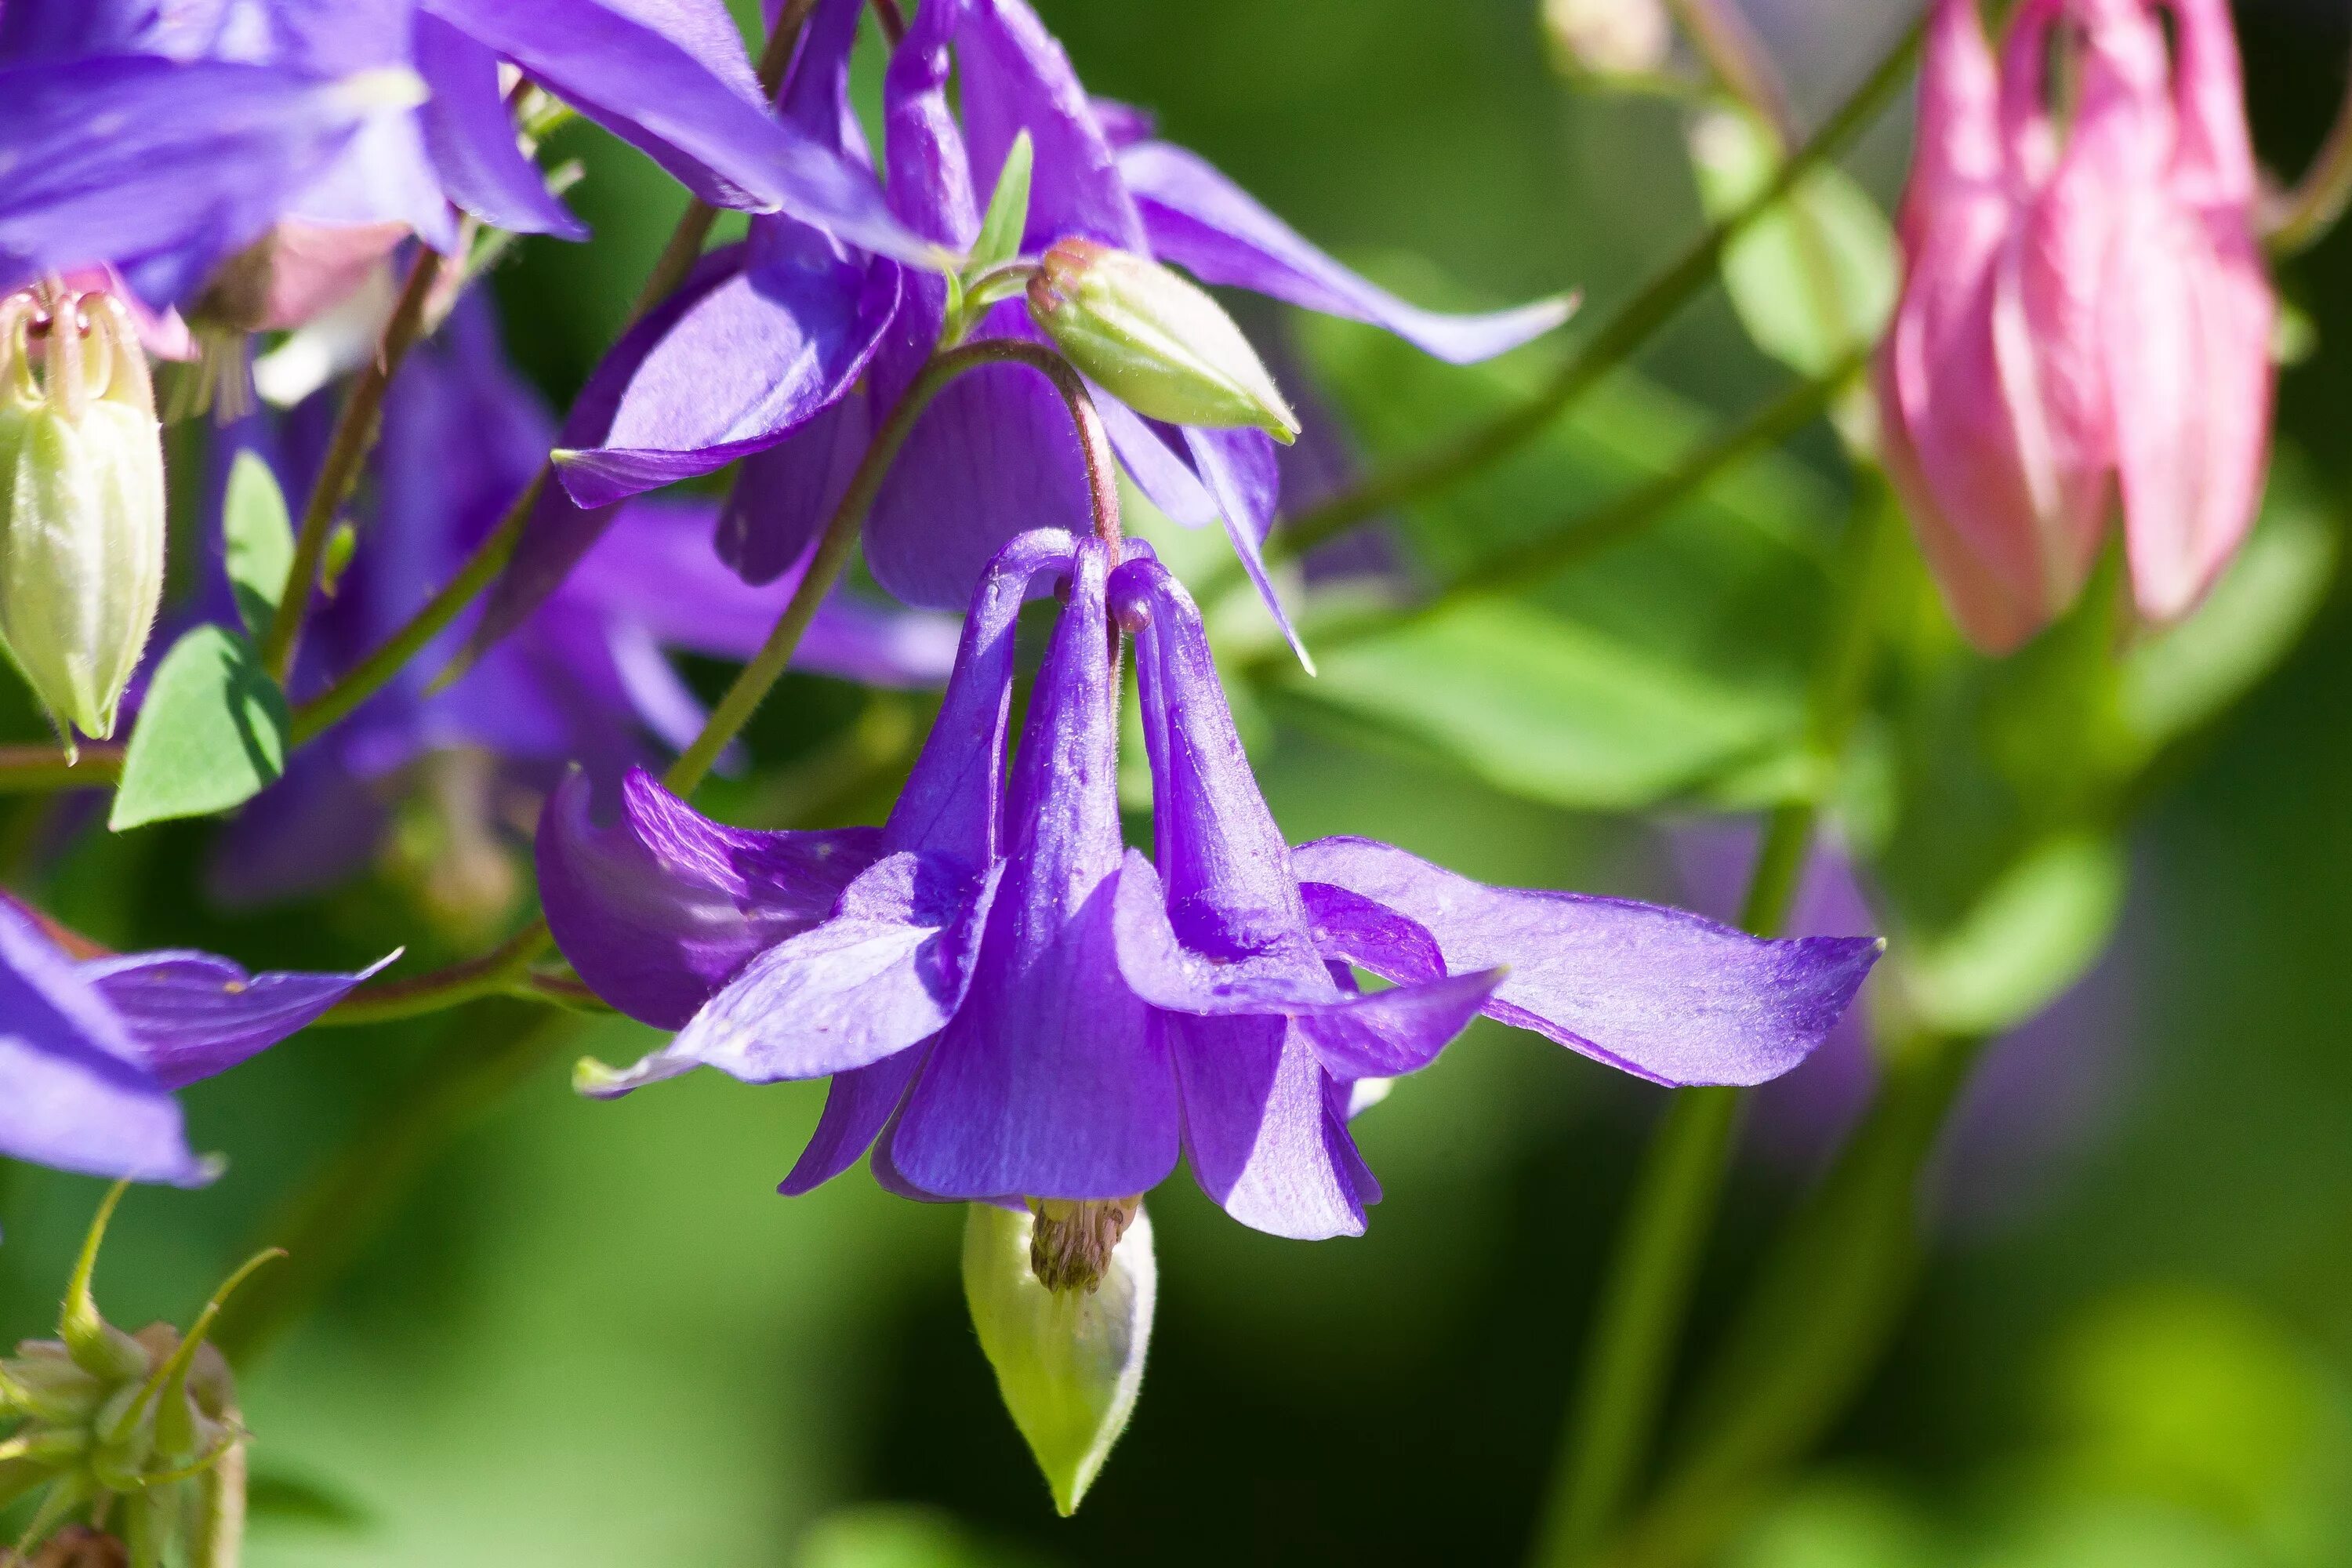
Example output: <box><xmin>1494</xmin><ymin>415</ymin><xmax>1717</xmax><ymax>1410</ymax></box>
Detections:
<box><xmin>5</xmin><ymin>1</ymin><xmax>2352</xmax><ymax>1563</ymax></box>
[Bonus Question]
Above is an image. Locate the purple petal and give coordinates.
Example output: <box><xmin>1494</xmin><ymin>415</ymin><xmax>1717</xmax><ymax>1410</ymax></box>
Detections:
<box><xmin>717</xmin><ymin>391</ymin><xmax>871</xmax><ymax>584</ymax></box>
<box><xmin>1179</xmin><ymin>424</ymin><xmax>1309</xmax><ymax>669</ymax></box>
<box><xmin>780</xmin><ymin>1047</ymin><xmax>926</xmax><ymax>1195</ymax></box>
<box><xmin>79</xmin><ymin>950</ymin><xmax>399</xmax><ymax>1091</ymax></box>
<box><xmin>1111</xmin><ymin>851</ymin><xmax>1341</xmax><ymax>1013</ymax></box>
<box><xmin>470</xmin><ymin>244</ymin><xmax>739</xmax><ymax>662</ymax></box>
<box><xmin>776</xmin><ymin>0</ymin><xmax>866</xmax><ymax>153</ymax></box>
<box><xmin>883</xmin><ymin>528</ymin><xmax>1073</xmax><ymax>867</ymax></box>
<box><xmin>1120</xmin><ymin>141</ymin><xmax>1574</xmax><ymax>365</ymax></box>
<box><xmin>1169</xmin><ymin>1012</ymin><xmax>1367</xmax><ymax>1240</ymax></box>
<box><xmin>593</xmin><ymin>852</ymin><xmax>996</xmax><ymax>1095</ymax></box>
<box><xmin>891</xmin><ymin>542</ymin><xmax>1176</xmax><ymax>1199</ymax></box>
<box><xmin>289</xmin><ymin>99</ymin><xmax>461</xmax><ymax>252</ymax></box>
<box><xmin>424</xmin><ymin>0</ymin><xmax>931</xmax><ymax>260</ymax></box>
<box><xmin>1299</xmin><ymin>880</ymin><xmax>1446</xmax><ymax>985</ymax></box>
<box><xmin>1090</xmin><ymin>96</ymin><xmax>1156</xmax><ymax>151</ymax></box>
<box><xmin>863</xmin><ymin>317</ymin><xmax>1092</xmax><ymax>609</ymax></box>
<box><xmin>0</xmin><ymin>902</ymin><xmax>206</xmax><ymax>1185</ymax></box>
<box><xmin>0</xmin><ymin>56</ymin><xmax>378</xmax><ymax>303</ymax></box>
<box><xmin>1292</xmin><ymin>967</ymin><xmax>1501</xmax><ymax>1080</ymax></box>
<box><xmin>536</xmin><ymin>768</ymin><xmax>884</xmax><ymax>1027</ymax></box>
<box><xmin>557</xmin><ymin>234</ymin><xmax>898</xmax><ymax>506</ymax></box>
<box><xmin>882</xmin><ymin>0</ymin><xmax>976</xmax><ymax>247</ymax></box>
<box><xmin>1293</xmin><ymin>837</ymin><xmax>1882</xmax><ymax>1087</ymax></box>
<box><xmin>414</xmin><ymin>11</ymin><xmax>590</xmax><ymax>239</ymax></box>
<box><xmin>1098</xmin><ymin>396</ymin><xmax>1218</xmax><ymax>528</ymax></box>
<box><xmin>954</xmin><ymin>0</ymin><xmax>1147</xmax><ymax>251</ymax></box>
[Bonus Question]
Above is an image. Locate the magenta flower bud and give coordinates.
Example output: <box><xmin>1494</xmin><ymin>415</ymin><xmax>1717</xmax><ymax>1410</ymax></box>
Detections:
<box><xmin>1878</xmin><ymin>0</ymin><xmax>2274</xmax><ymax>652</ymax></box>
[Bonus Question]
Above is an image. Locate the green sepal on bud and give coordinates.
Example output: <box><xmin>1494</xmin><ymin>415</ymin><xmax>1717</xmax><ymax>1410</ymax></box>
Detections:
<box><xmin>1026</xmin><ymin>239</ymin><xmax>1300</xmax><ymax>443</ymax></box>
<box><xmin>0</xmin><ymin>288</ymin><xmax>167</xmax><ymax>745</ymax></box>
<box><xmin>4</xmin><ymin>1185</ymin><xmax>271</xmax><ymax>1568</ymax></box>
<box><xmin>960</xmin><ymin>1200</ymin><xmax>1156</xmax><ymax>1516</ymax></box>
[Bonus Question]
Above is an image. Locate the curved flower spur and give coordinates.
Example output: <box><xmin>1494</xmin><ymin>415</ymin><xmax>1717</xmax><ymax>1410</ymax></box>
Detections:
<box><xmin>542</xmin><ymin>535</ymin><xmax>1882</xmax><ymax>1241</ymax></box>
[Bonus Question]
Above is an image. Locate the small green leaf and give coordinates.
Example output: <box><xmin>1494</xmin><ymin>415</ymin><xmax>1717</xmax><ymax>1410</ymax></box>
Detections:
<box><xmin>1895</xmin><ymin>833</ymin><xmax>2125</xmax><ymax>1036</ymax></box>
<box><xmin>109</xmin><ymin>624</ymin><xmax>290</xmax><ymax>831</ymax></box>
<box><xmin>967</xmin><ymin>130</ymin><xmax>1033</xmax><ymax>278</ymax></box>
<box><xmin>223</xmin><ymin>449</ymin><xmax>295</xmax><ymax>634</ymax></box>
<box><xmin>1279</xmin><ymin>600</ymin><xmax>1803</xmax><ymax>812</ymax></box>
<box><xmin>1689</xmin><ymin>105</ymin><xmax>1896</xmax><ymax>380</ymax></box>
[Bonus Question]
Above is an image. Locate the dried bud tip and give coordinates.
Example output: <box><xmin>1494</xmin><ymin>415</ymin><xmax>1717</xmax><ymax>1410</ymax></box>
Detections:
<box><xmin>1027</xmin><ymin>1197</ymin><xmax>1142</xmax><ymax>1294</ymax></box>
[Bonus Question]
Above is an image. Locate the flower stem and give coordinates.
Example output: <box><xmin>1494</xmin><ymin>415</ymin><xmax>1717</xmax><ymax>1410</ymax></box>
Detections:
<box><xmin>259</xmin><ymin>243</ymin><xmax>448</xmax><ymax>684</ymax></box>
<box><xmin>662</xmin><ymin>336</ymin><xmax>1112</xmax><ymax>797</ymax></box>
<box><xmin>0</xmin><ymin>743</ymin><xmax>122</xmax><ymax>794</ymax></box>
<box><xmin>315</xmin><ymin>918</ymin><xmax>556</xmax><ymax>1027</ymax></box>
<box><xmin>289</xmin><ymin>474</ymin><xmax>543</xmax><ymax>746</ymax></box>
<box><xmin>2267</xmin><ymin>27</ymin><xmax>2352</xmax><ymax>256</ymax></box>
<box><xmin>1527</xmin><ymin>484</ymin><xmax>1897</xmax><ymax>1568</ymax></box>
<box><xmin>1265</xmin><ymin>12</ymin><xmax>1922</xmax><ymax>570</ymax></box>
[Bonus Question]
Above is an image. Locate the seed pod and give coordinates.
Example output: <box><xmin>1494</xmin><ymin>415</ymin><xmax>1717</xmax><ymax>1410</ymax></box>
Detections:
<box><xmin>961</xmin><ymin>1200</ymin><xmax>1156</xmax><ymax>1515</ymax></box>
<box><xmin>0</xmin><ymin>289</ymin><xmax>166</xmax><ymax>742</ymax></box>
<box><xmin>1027</xmin><ymin>239</ymin><xmax>1299</xmax><ymax>442</ymax></box>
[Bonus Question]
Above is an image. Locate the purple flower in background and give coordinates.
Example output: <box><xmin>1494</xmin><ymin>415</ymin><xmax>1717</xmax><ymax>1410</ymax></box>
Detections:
<box><xmin>493</xmin><ymin>0</ymin><xmax>1571</xmax><ymax>663</ymax></box>
<box><xmin>212</xmin><ymin>294</ymin><xmax>955</xmax><ymax>906</ymax></box>
<box><xmin>0</xmin><ymin>895</ymin><xmax>388</xmax><ymax>1185</ymax></box>
<box><xmin>543</xmin><ymin>534</ymin><xmax>1878</xmax><ymax>1236</ymax></box>
<box><xmin>0</xmin><ymin>0</ymin><xmax>926</xmax><ymax>310</ymax></box>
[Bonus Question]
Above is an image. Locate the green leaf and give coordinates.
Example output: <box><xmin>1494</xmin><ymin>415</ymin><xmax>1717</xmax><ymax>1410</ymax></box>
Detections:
<box><xmin>223</xmin><ymin>448</ymin><xmax>295</xmax><ymax>634</ymax></box>
<box><xmin>796</xmin><ymin>1506</ymin><xmax>1029</xmax><ymax>1568</ymax></box>
<box><xmin>2121</xmin><ymin>452</ymin><xmax>2337</xmax><ymax>752</ymax></box>
<box><xmin>1688</xmin><ymin>105</ymin><xmax>1896</xmax><ymax>380</ymax></box>
<box><xmin>1276</xmin><ymin>600</ymin><xmax>1803</xmax><ymax>811</ymax></box>
<box><xmin>109</xmin><ymin>623</ymin><xmax>290</xmax><ymax>831</ymax></box>
<box><xmin>967</xmin><ymin>129</ymin><xmax>1033</xmax><ymax>278</ymax></box>
<box><xmin>1895</xmin><ymin>833</ymin><xmax>2125</xmax><ymax>1036</ymax></box>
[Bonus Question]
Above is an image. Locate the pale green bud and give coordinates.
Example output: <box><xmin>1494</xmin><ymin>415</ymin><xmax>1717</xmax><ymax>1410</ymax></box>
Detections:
<box><xmin>1027</xmin><ymin>239</ymin><xmax>1299</xmax><ymax>443</ymax></box>
<box><xmin>0</xmin><ymin>289</ymin><xmax>166</xmax><ymax>742</ymax></box>
<box><xmin>961</xmin><ymin>1200</ymin><xmax>1156</xmax><ymax>1515</ymax></box>
<box><xmin>1542</xmin><ymin>0</ymin><xmax>1672</xmax><ymax>80</ymax></box>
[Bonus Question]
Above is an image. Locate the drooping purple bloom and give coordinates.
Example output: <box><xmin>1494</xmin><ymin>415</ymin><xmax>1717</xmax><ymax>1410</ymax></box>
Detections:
<box><xmin>0</xmin><ymin>895</ymin><xmax>388</xmax><ymax>1185</ymax></box>
<box><xmin>492</xmin><ymin>0</ymin><xmax>1571</xmax><ymax>663</ymax></box>
<box><xmin>541</xmin><ymin>535</ymin><xmax>1879</xmax><ymax>1236</ymax></box>
<box><xmin>211</xmin><ymin>293</ymin><xmax>955</xmax><ymax>906</ymax></box>
<box><xmin>0</xmin><ymin>0</ymin><xmax>926</xmax><ymax>310</ymax></box>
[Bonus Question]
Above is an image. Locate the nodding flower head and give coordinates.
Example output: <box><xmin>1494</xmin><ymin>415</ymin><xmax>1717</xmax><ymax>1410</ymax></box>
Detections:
<box><xmin>1878</xmin><ymin>0</ymin><xmax>2274</xmax><ymax>651</ymax></box>
<box><xmin>0</xmin><ymin>283</ymin><xmax>165</xmax><ymax>743</ymax></box>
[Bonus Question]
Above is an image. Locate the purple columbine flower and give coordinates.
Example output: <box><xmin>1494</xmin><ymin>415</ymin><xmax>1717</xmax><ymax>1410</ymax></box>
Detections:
<box><xmin>540</xmin><ymin>533</ymin><xmax>1881</xmax><ymax>1237</ymax></box>
<box><xmin>209</xmin><ymin>294</ymin><xmax>956</xmax><ymax>907</ymax></box>
<box><xmin>0</xmin><ymin>0</ymin><xmax>927</xmax><ymax>310</ymax></box>
<box><xmin>0</xmin><ymin>895</ymin><xmax>389</xmax><ymax>1185</ymax></box>
<box><xmin>487</xmin><ymin>0</ymin><xmax>1572</xmax><ymax>662</ymax></box>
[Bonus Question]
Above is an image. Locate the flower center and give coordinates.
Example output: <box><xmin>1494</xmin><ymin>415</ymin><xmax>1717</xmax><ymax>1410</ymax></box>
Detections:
<box><xmin>1026</xmin><ymin>1196</ymin><xmax>1142</xmax><ymax>1294</ymax></box>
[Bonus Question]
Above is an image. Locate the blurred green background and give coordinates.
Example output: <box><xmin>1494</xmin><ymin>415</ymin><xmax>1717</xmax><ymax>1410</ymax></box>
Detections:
<box><xmin>7</xmin><ymin>1</ymin><xmax>2352</xmax><ymax>1563</ymax></box>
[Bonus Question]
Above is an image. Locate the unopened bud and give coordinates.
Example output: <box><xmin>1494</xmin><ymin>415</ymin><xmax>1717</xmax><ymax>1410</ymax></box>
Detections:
<box><xmin>1542</xmin><ymin>0</ymin><xmax>1672</xmax><ymax>80</ymax></box>
<box><xmin>0</xmin><ymin>289</ymin><xmax>165</xmax><ymax>742</ymax></box>
<box><xmin>961</xmin><ymin>1200</ymin><xmax>1155</xmax><ymax>1515</ymax></box>
<box><xmin>1028</xmin><ymin>239</ymin><xmax>1299</xmax><ymax>443</ymax></box>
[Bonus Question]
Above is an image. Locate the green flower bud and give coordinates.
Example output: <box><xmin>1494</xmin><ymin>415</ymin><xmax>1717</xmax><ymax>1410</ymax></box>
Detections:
<box><xmin>1542</xmin><ymin>0</ymin><xmax>1672</xmax><ymax>81</ymax></box>
<box><xmin>0</xmin><ymin>288</ymin><xmax>167</xmax><ymax>743</ymax></box>
<box><xmin>1026</xmin><ymin>239</ymin><xmax>1299</xmax><ymax>443</ymax></box>
<box><xmin>961</xmin><ymin>1200</ymin><xmax>1156</xmax><ymax>1515</ymax></box>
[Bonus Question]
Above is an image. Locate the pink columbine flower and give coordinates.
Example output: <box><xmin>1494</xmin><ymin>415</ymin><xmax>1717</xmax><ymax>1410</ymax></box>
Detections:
<box><xmin>1878</xmin><ymin>0</ymin><xmax>2274</xmax><ymax>652</ymax></box>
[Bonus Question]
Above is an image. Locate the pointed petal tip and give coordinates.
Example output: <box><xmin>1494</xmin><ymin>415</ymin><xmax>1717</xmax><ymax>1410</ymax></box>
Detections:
<box><xmin>572</xmin><ymin>1056</ymin><xmax>637</xmax><ymax>1099</ymax></box>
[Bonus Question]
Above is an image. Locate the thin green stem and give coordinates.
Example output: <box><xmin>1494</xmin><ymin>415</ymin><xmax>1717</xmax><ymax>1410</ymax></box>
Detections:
<box><xmin>260</xmin><ymin>244</ymin><xmax>448</xmax><ymax>683</ymax></box>
<box><xmin>1609</xmin><ymin>1033</ymin><xmax>1984</xmax><ymax>1568</ymax></box>
<box><xmin>1527</xmin><ymin>485</ymin><xmax>1897</xmax><ymax>1568</ymax></box>
<box><xmin>289</xmin><ymin>474</ymin><xmax>541</xmax><ymax>745</ymax></box>
<box><xmin>317</xmin><ymin>918</ymin><xmax>553</xmax><ymax>1028</ymax></box>
<box><xmin>0</xmin><ymin>744</ymin><xmax>121</xmax><ymax>794</ymax></box>
<box><xmin>2267</xmin><ymin>31</ymin><xmax>2352</xmax><ymax>256</ymax></box>
<box><xmin>1264</xmin><ymin>12</ymin><xmax>1922</xmax><ymax>572</ymax></box>
<box><xmin>664</xmin><ymin>337</ymin><xmax>1116</xmax><ymax>796</ymax></box>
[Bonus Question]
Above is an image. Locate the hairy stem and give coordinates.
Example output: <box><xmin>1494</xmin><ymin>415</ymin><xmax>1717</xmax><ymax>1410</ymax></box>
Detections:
<box><xmin>1265</xmin><ymin>13</ymin><xmax>1922</xmax><ymax>570</ymax></box>
<box><xmin>0</xmin><ymin>744</ymin><xmax>122</xmax><ymax>794</ymax></box>
<box><xmin>664</xmin><ymin>337</ymin><xmax>1113</xmax><ymax>796</ymax></box>
<box><xmin>259</xmin><ymin>245</ymin><xmax>448</xmax><ymax>683</ymax></box>
<box><xmin>1528</xmin><ymin>485</ymin><xmax>1896</xmax><ymax>1568</ymax></box>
